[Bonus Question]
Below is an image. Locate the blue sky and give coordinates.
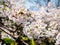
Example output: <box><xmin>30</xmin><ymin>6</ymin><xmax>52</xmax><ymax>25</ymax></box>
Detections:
<box><xmin>24</xmin><ymin>0</ymin><xmax>59</xmax><ymax>11</ymax></box>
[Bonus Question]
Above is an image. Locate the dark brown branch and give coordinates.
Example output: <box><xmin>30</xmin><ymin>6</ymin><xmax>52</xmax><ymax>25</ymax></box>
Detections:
<box><xmin>3</xmin><ymin>26</ymin><xmax>16</xmax><ymax>33</ymax></box>
<box><xmin>0</xmin><ymin>27</ymin><xmax>16</xmax><ymax>40</ymax></box>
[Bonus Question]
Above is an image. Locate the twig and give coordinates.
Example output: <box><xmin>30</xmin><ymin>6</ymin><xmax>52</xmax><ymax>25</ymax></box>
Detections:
<box><xmin>21</xmin><ymin>39</ymin><xmax>29</xmax><ymax>45</ymax></box>
<box><xmin>0</xmin><ymin>27</ymin><xmax>16</xmax><ymax>40</ymax></box>
<box><xmin>3</xmin><ymin>26</ymin><xmax>16</xmax><ymax>33</ymax></box>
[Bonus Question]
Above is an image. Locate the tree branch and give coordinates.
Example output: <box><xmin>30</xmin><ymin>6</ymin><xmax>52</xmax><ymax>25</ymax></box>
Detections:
<box><xmin>0</xmin><ymin>27</ymin><xmax>16</xmax><ymax>40</ymax></box>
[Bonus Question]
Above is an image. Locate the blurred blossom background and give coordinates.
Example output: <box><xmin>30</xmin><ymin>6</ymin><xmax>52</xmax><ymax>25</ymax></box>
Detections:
<box><xmin>0</xmin><ymin>0</ymin><xmax>60</xmax><ymax>45</ymax></box>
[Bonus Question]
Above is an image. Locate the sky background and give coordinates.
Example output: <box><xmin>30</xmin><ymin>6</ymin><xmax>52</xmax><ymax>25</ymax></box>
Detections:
<box><xmin>24</xmin><ymin>0</ymin><xmax>60</xmax><ymax>11</ymax></box>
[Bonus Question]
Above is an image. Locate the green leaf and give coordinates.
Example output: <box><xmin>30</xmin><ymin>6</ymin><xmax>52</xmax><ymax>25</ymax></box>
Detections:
<box><xmin>3</xmin><ymin>37</ymin><xmax>16</xmax><ymax>45</ymax></box>
<box><xmin>30</xmin><ymin>38</ymin><xmax>35</xmax><ymax>45</ymax></box>
<box><xmin>11</xmin><ymin>43</ymin><xmax>17</xmax><ymax>45</ymax></box>
<box><xmin>21</xmin><ymin>36</ymin><xmax>28</xmax><ymax>41</ymax></box>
